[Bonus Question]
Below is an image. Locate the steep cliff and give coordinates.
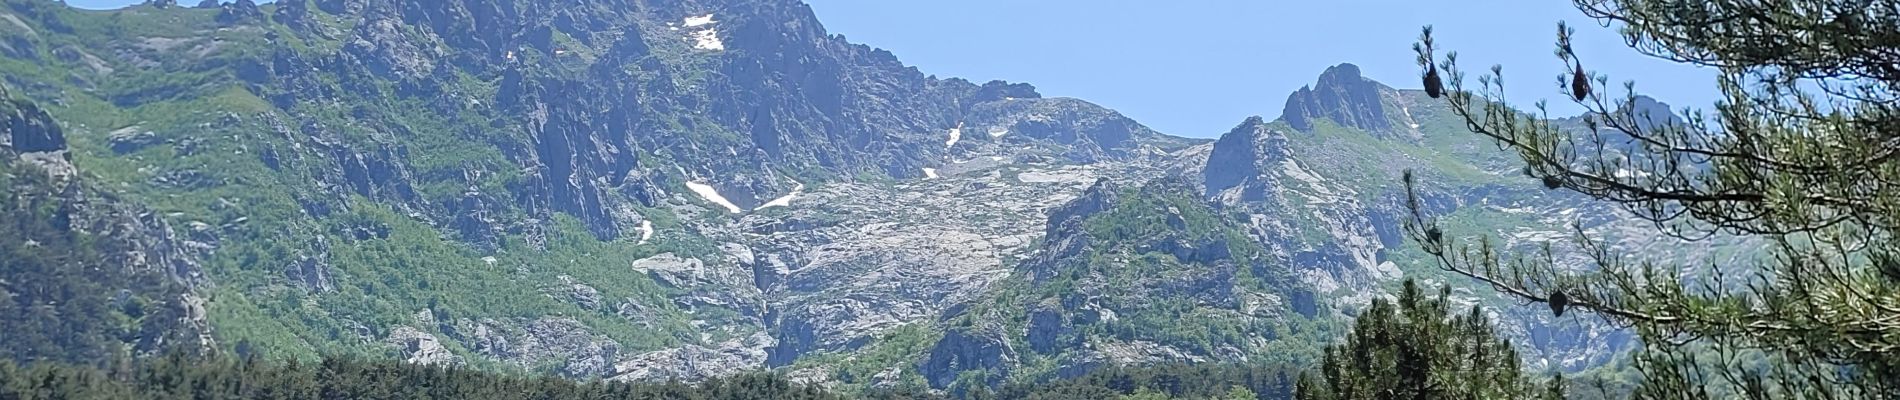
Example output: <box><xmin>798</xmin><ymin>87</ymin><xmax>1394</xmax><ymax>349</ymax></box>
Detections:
<box><xmin>1281</xmin><ymin>63</ymin><xmax>1394</xmax><ymax>134</ymax></box>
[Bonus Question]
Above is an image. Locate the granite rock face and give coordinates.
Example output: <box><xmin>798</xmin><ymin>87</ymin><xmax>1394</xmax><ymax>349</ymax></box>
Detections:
<box><xmin>734</xmin><ymin>149</ymin><xmax>1187</xmax><ymax>368</ymax></box>
<box><xmin>1282</xmin><ymin>63</ymin><xmax>1392</xmax><ymax>133</ymax></box>
<box><xmin>920</xmin><ymin>326</ymin><xmax>1016</xmax><ymax>388</ymax></box>
<box><xmin>1202</xmin><ymin>116</ymin><xmax>1286</xmax><ymax>201</ymax></box>
<box><xmin>388</xmin><ymin>326</ymin><xmax>464</xmax><ymax>366</ymax></box>
<box><xmin>1</xmin><ymin>86</ymin><xmax>64</xmax><ymax>154</ymax></box>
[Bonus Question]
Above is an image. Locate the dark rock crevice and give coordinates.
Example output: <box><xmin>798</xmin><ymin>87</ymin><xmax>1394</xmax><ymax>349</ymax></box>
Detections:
<box><xmin>1</xmin><ymin>89</ymin><xmax>65</xmax><ymax>154</ymax></box>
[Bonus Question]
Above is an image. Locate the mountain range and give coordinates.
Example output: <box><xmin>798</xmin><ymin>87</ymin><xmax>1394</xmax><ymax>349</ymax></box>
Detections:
<box><xmin>0</xmin><ymin>0</ymin><xmax>1750</xmax><ymax>394</ymax></box>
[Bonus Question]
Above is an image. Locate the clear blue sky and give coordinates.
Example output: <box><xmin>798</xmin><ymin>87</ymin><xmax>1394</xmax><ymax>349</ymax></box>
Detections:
<box><xmin>69</xmin><ymin>0</ymin><xmax>1720</xmax><ymax>138</ymax></box>
<box><xmin>804</xmin><ymin>0</ymin><xmax>1720</xmax><ymax>137</ymax></box>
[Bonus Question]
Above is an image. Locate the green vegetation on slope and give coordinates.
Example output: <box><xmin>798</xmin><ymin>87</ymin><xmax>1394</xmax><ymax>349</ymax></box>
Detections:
<box><xmin>923</xmin><ymin>179</ymin><xmax>1338</xmax><ymax>393</ymax></box>
<box><xmin>0</xmin><ymin>161</ymin><xmax>196</xmax><ymax>366</ymax></box>
<box><xmin>0</xmin><ymin>352</ymin><xmax>845</xmax><ymax>400</ymax></box>
<box><xmin>0</xmin><ymin>0</ymin><xmax>736</xmax><ymax>368</ymax></box>
<box><xmin>0</xmin><ymin>351</ymin><xmax>1314</xmax><ymax>400</ymax></box>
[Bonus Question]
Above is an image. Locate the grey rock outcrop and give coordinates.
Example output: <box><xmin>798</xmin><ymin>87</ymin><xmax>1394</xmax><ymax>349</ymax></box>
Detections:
<box><xmin>524</xmin><ymin>318</ymin><xmax>623</xmax><ymax>378</ymax></box>
<box><xmin>1199</xmin><ymin>114</ymin><xmax>1394</xmax><ymax>294</ymax></box>
<box><xmin>449</xmin><ymin>317</ymin><xmax>624</xmax><ymax>378</ymax></box>
<box><xmin>1202</xmin><ymin>116</ymin><xmax>1286</xmax><ymax>201</ymax></box>
<box><xmin>285</xmin><ymin>239</ymin><xmax>336</xmax><ymax>293</ymax></box>
<box><xmin>1025</xmin><ymin>302</ymin><xmax>1071</xmax><ymax>354</ymax></box>
<box><xmin>611</xmin><ymin>332</ymin><xmax>776</xmax><ymax>382</ymax></box>
<box><xmin>387</xmin><ymin>326</ymin><xmax>463</xmax><ymax>366</ymax></box>
<box><xmin>216</xmin><ymin>0</ymin><xmax>264</xmax><ymax>24</ymax></box>
<box><xmin>551</xmin><ymin>275</ymin><xmax>603</xmax><ymax>310</ymax></box>
<box><xmin>1282</xmin><ymin>63</ymin><xmax>1392</xmax><ymax>133</ymax></box>
<box><xmin>921</xmin><ymin>326</ymin><xmax>1014</xmax><ymax>388</ymax></box>
<box><xmin>107</xmin><ymin>127</ymin><xmax>162</xmax><ymax>154</ymax></box>
<box><xmin>740</xmin><ymin>155</ymin><xmax>1181</xmax><ymax>368</ymax></box>
<box><xmin>2</xmin><ymin>88</ymin><xmax>65</xmax><ymax>154</ymax></box>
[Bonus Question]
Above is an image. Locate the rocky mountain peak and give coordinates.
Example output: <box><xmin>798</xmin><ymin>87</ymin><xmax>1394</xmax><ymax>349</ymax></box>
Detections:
<box><xmin>972</xmin><ymin>80</ymin><xmax>1041</xmax><ymax>102</ymax></box>
<box><xmin>1282</xmin><ymin>62</ymin><xmax>1394</xmax><ymax>133</ymax></box>
<box><xmin>1315</xmin><ymin>63</ymin><xmax>1367</xmax><ymax>87</ymax></box>
<box><xmin>1557</xmin><ymin>95</ymin><xmax>1686</xmax><ymax>141</ymax></box>
<box><xmin>1202</xmin><ymin>116</ymin><xmax>1286</xmax><ymax>199</ymax></box>
<box><xmin>216</xmin><ymin>0</ymin><xmax>264</xmax><ymax>24</ymax></box>
<box><xmin>1619</xmin><ymin>95</ymin><xmax>1685</xmax><ymax>130</ymax></box>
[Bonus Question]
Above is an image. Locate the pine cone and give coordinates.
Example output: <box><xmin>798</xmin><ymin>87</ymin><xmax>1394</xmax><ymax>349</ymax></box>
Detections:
<box><xmin>1570</xmin><ymin>64</ymin><xmax>1591</xmax><ymax>102</ymax></box>
<box><xmin>1424</xmin><ymin>66</ymin><xmax>1444</xmax><ymax>99</ymax></box>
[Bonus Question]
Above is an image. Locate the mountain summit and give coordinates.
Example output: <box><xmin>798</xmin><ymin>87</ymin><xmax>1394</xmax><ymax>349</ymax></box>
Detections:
<box><xmin>1281</xmin><ymin>63</ymin><xmax>1396</xmax><ymax>133</ymax></box>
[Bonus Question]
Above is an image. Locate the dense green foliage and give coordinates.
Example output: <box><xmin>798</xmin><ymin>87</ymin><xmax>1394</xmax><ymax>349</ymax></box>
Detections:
<box><xmin>1297</xmin><ymin>280</ymin><xmax>1543</xmax><ymax>400</ymax></box>
<box><xmin>984</xmin><ymin>364</ymin><xmax>1295</xmax><ymax>400</ymax></box>
<box><xmin>0</xmin><ymin>352</ymin><xmax>844</xmax><ymax>400</ymax></box>
<box><xmin>0</xmin><ymin>82</ymin><xmax>199</xmax><ymax>365</ymax></box>
<box><xmin>0</xmin><ymin>352</ymin><xmax>1321</xmax><ymax>400</ymax></box>
<box><xmin>0</xmin><ymin>162</ymin><xmax>193</xmax><ymax>365</ymax></box>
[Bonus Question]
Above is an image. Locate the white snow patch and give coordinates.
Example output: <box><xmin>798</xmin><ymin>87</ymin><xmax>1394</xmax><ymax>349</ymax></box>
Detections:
<box><xmin>682</xmin><ymin>14</ymin><xmax>723</xmax><ymax>51</ymax></box>
<box><xmin>986</xmin><ymin>126</ymin><xmax>1009</xmax><ymax>138</ymax></box>
<box><xmin>922</xmin><ymin>168</ymin><xmax>939</xmax><ymax>179</ymax></box>
<box><xmin>945</xmin><ymin>122</ymin><xmax>963</xmax><ymax>148</ymax></box>
<box><xmin>1015</xmin><ymin>171</ymin><xmax>1058</xmax><ymax>183</ymax></box>
<box><xmin>755</xmin><ymin>183</ymin><xmax>805</xmax><ymax>210</ymax></box>
<box><xmin>1491</xmin><ymin>205</ymin><xmax>1538</xmax><ymax>214</ymax></box>
<box><xmin>636</xmin><ymin>220</ymin><xmax>655</xmax><ymax>244</ymax></box>
<box><xmin>684</xmin><ymin>14</ymin><xmax>716</xmax><ymax>27</ymax></box>
<box><xmin>1402</xmin><ymin>106</ymin><xmax>1421</xmax><ymax>129</ymax></box>
<box><xmin>685</xmin><ymin>182</ymin><xmax>743</xmax><ymax>213</ymax></box>
<box><xmin>758</xmin><ymin>194</ymin><xmax>796</xmax><ymax>209</ymax></box>
<box><xmin>689</xmin><ymin>29</ymin><xmax>724</xmax><ymax>51</ymax></box>
<box><xmin>1510</xmin><ymin>228</ymin><xmax>1568</xmax><ymax>243</ymax></box>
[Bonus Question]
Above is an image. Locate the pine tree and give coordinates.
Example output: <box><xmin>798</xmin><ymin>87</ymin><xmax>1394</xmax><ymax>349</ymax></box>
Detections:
<box><xmin>1409</xmin><ymin>0</ymin><xmax>1900</xmax><ymax>398</ymax></box>
<box><xmin>1297</xmin><ymin>280</ymin><xmax>1537</xmax><ymax>400</ymax></box>
<box><xmin>1224</xmin><ymin>385</ymin><xmax>1258</xmax><ymax>400</ymax></box>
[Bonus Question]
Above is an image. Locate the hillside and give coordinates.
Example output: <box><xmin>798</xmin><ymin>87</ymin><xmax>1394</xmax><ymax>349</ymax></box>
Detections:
<box><xmin>0</xmin><ymin>0</ymin><xmax>1749</xmax><ymax>394</ymax></box>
